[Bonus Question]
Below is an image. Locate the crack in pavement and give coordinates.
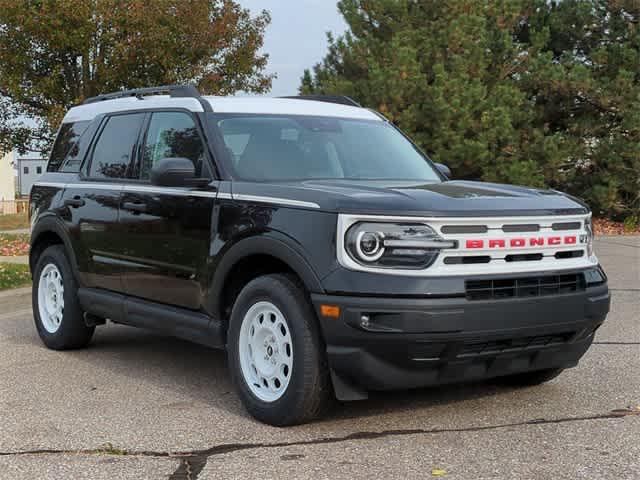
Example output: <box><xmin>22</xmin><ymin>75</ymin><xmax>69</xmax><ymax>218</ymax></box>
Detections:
<box><xmin>593</xmin><ymin>341</ymin><xmax>640</xmax><ymax>345</ymax></box>
<box><xmin>0</xmin><ymin>407</ymin><xmax>638</xmax><ymax>480</ymax></box>
<box><xmin>610</xmin><ymin>288</ymin><xmax>640</xmax><ymax>292</ymax></box>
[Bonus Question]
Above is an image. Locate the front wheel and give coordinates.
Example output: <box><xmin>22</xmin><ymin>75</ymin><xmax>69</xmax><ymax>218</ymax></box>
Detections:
<box><xmin>227</xmin><ymin>274</ymin><xmax>332</xmax><ymax>426</ymax></box>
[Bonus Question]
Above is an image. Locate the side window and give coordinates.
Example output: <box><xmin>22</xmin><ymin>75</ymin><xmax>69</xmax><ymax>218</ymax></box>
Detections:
<box><xmin>140</xmin><ymin>112</ymin><xmax>206</xmax><ymax>180</ymax></box>
<box><xmin>23</xmin><ymin>166</ymin><xmax>29</xmax><ymax>174</ymax></box>
<box><xmin>89</xmin><ymin>114</ymin><xmax>144</xmax><ymax>179</ymax></box>
<box><xmin>47</xmin><ymin>121</ymin><xmax>90</xmax><ymax>172</ymax></box>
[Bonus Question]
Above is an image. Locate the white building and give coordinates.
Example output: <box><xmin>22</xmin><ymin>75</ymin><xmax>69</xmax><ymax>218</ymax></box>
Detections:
<box><xmin>15</xmin><ymin>154</ymin><xmax>47</xmax><ymax>197</ymax></box>
<box><xmin>0</xmin><ymin>150</ymin><xmax>16</xmax><ymax>201</ymax></box>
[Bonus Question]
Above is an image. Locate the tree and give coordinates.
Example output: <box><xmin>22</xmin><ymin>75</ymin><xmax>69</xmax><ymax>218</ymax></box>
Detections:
<box><xmin>0</xmin><ymin>0</ymin><xmax>273</xmax><ymax>154</ymax></box>
<box><xmin>520</xmin><ymin>0</ymin><xmax>640</xmax><ymax>219</ymax></box>
<box><xmin>302</xmin><ymin>0</ymin><xmax>640</xmax><ymax>220</ymax></box>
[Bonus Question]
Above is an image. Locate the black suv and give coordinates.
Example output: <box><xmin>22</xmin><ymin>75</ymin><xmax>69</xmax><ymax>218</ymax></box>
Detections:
<box><xmin>29</xmin><ymin>85</ymin><xmax>610</xmax><ymax>425</ymax></box>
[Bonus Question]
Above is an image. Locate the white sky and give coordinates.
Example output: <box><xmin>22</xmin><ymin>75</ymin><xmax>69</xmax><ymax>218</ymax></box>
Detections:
<box><xmin>238</xmin><ymin>0</ymin><xmax>347</xmax><ymax>96</ymax></box>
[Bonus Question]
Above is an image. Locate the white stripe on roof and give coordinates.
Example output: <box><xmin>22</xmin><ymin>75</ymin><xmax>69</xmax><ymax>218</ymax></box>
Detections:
<box><xmin>61</xmin><ymin>95</ymin><xmax>381</xmax><ymax>123</ymax></box>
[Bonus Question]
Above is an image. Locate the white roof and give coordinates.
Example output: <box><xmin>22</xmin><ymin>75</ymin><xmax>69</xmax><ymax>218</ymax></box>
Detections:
<box><xmin>16</xmin><ymin>151</ymin><xmax>44</xmax><ymax>160</ymax></box>
<box><xmin>62</xmin><ymin>95</ymin><xmax>381</xmax><ymax>123</ymax></box>
<box><xmin>204</xmin><ymin>96</ymin><xmax>380</xmax><ymax>121</ymax></box>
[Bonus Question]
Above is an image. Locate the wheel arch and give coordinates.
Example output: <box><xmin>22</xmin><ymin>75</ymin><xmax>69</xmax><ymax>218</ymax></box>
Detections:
<box><xmin>30</xmin><ymin>216</ymin><xmax>81</xmax><ymax>283</ymax></box>
<box><xmin>208</xmin><ymin>235</ymin><xmax>324</xmax><ymax>322</ymax></box>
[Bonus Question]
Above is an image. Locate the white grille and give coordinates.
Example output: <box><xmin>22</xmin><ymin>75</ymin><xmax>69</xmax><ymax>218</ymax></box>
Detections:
<box><xmin>337</xmin><ymin>213</ymin><xmax>597</xmax><ymax>276</ymax></box>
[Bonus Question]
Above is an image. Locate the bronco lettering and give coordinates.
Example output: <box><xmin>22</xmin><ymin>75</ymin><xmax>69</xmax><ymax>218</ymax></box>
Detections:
<box><xmin>465</xmin><ymin>235</ymin><xmax>578</xmax><ymax>249</ymax></box>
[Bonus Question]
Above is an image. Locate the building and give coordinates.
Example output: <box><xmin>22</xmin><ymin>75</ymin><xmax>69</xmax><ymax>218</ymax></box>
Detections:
<box><xmin>0</xmin><ymin>150</ymin><xmax>16</xmax><ymax>201</ymax></box>
<box><xmin>15</xmin><ymin>153</ymin><xmax>46</xmax><ymax>197</ymax></box>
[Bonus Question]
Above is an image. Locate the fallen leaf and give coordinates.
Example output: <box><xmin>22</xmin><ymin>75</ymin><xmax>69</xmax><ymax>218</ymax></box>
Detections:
<box><xmin>432</xmin><ymin>468</ymin><xmax>447</xmax><ymax>477</ymax></box>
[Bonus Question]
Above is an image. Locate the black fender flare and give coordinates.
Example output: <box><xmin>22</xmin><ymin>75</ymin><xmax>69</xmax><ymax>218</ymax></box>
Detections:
<box><xmin>207</xmin><ymin>234</ymin><xmax>324</xmax><ymax>319</ymax></box>
<box><xmin>30</xmin><ymin>215</ymin><xmax>82</xmax><ymax>283</ymax></box>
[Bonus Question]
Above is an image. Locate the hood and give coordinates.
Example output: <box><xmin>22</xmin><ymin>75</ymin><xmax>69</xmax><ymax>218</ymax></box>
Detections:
<box><xmin>234</xmin><ymin>179</ymin><xmax>590</xmax><ymax>217</ymax></box>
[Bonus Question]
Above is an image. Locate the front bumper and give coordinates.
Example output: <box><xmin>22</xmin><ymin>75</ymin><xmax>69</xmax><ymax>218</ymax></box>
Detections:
<box><xmin>311</xmin><ymin>277</ymin><xmax>610</xmax><ymax>394</ymax></box>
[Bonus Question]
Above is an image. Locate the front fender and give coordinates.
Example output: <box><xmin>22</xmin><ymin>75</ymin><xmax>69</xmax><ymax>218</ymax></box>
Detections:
<box><xmin>207</xmin><ymin>233</ymin><xmax>325</xmax><ymax>319</ymax></box>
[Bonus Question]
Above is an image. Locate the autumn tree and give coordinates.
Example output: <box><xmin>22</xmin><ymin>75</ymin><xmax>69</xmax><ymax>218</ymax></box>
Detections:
<box><xmin>0</xmin><ymin>0</ymin><xmax>272</xmax><ymax>154</ymax></box>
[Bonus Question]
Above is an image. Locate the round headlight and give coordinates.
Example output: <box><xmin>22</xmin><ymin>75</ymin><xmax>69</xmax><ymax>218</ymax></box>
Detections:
<box><xmin>355</xmin><ymin>231</ymin><xmax>385</xmax><ymax>261</ymax></box>
<box><xmin>344</xmin><ymin>222</ymin><xmax>453</xmax><ymax>269</ymax></box>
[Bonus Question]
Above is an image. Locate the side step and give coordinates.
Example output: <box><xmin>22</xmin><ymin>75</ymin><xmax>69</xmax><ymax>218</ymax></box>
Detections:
<box><xmin>78</xmin><ymin>288</ymin><xmax>225</xmax><ymax>348</ymax></box>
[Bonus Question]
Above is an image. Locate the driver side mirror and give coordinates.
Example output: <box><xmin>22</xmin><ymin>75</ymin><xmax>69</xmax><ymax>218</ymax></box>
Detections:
<box><xmin>150</xmin><ymin>157</ymin><xmax>208</xmax><ymax>188</ymax></box>
<box><xmin>435</xmin><ymin>163</ymin><xmax>451</xmax><ymax>179</ymax></box>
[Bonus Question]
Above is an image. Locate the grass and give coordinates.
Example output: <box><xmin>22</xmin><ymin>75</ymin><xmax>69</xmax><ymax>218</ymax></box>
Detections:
<box><xmin>0</xmin><ymin>263</ymin><xmax>31</xmax><ymax>290</ymax></box>
<box><xmin>0</xmin><ymin>213</ymin><xmax>29</xmax><ymax>231</ymax></box>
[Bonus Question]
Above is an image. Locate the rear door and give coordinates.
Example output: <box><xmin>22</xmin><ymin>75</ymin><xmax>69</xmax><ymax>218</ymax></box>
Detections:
<box><xmin>118</xmin><ymin>110</ymin><xmax>218</xmax><ymax>310</ymax></box>
<box><xmin>62</xmin><ymin>112</ymin><xmax>145</xmax><ymax>292</ymax></box>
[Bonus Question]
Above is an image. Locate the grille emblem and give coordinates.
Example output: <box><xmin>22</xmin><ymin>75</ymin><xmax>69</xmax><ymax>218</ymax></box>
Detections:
<box><xmin>465</xmin><ymin>235</ymin><xmax>578</xmax><ymax>249</ymax></box>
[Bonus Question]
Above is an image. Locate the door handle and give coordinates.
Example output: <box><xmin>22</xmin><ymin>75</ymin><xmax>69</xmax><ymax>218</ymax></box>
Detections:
<box><xmin>64</xmin><ymin>196</ymin><xmax>85</xmax><ymax>208</ymax></box>
<box><xmin>122</xmin><ymin>202</ymin><xmax>148</xmax><ymax>213</ymax></box>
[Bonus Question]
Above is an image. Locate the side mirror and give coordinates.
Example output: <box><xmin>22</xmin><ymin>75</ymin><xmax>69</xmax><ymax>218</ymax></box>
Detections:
<box><xmin>435</xmin><ymin>163</ymin><xmax>451</xmax><ymax>179</ymax></box>
<box><xmin>150</xmin><ymin>158</ymin><xmax>207</xmax><ymax>187</ymax></box>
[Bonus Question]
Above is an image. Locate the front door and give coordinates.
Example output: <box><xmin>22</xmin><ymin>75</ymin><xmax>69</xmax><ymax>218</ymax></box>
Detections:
<box><xmin>118</xmin><ymin>111</ymin><xmax>218</xmax><ymax>310</ymax></box>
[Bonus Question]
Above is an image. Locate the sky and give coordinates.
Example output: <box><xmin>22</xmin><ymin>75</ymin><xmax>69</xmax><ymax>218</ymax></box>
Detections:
<box><xmin>238</xmin><ymin>0</ymin><xmax>347</xmax><ymax>96</ymax></box>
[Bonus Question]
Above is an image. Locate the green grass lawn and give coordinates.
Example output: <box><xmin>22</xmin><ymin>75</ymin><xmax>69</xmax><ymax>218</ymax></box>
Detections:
<box><xmin>0</xmin><ymin>213</ymin><xmax>29</xmax><ymax>231</ymax></box>
<box><xmin>0</xmin><ymin>263</ymin><xmax>31</xmax><ymax>290</ymax></box>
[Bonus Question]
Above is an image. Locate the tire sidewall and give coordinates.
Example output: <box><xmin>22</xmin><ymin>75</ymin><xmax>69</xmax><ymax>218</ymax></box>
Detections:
<box><xmin>228</xmin><ymin>275</ymin><xmax>321</xmax><ymax>422</ymax></box>
<box><xmin>32</xmin><ymin>245</ymin><xmax>88</xmax><ymax>349</ymax></box>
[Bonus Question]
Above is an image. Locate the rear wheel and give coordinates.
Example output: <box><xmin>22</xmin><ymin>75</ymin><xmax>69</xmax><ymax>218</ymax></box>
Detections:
<box><xmin>494</xmin><ymin>368</ymin><xmax>564</xmax><ymax>387</ymax></box>
<box><xmin>32</xmin><ymin>245</ymin><xmax>94</xmax><ymax>350</ymax></box>
<box><xmin>227</xmin><ymin>274</ymin><xmax>332</xmax><ymax>426</ymax></box>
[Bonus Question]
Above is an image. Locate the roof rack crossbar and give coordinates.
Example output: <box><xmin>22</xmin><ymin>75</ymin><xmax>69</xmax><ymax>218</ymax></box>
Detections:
<box><xmin>279</xmin><ymin>95</ymin><xmax>362</xmax><ymax>108</ymax></box>
<box><xmin>83</xmin><ymin>84</ymin><xmax>201</xmax><ymax>105</ymax></box>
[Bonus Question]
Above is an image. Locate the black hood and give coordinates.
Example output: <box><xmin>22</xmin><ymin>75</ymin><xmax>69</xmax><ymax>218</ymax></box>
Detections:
<box><xmin>234</xmin><ymin>179</ymin><xmax>590</xmax><ymax>217</ymax></box>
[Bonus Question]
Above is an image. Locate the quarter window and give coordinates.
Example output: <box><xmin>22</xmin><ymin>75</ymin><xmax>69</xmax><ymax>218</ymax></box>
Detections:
<box><xmin>89</xmin><ymin>114</ymin><xmax>144</xmax><ymax>179</ymax></box>
<box><xmin>48</xmin><ymin>121</ymin><xmax>90</xmax><ymax>172</ymax></box>
<box><xmin>139</xmin><ymin>112</ymin><xmax>206</xmax><ymax>180</ymax></box>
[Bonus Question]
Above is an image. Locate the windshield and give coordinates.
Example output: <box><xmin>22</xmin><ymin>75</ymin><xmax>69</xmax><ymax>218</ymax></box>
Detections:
<box><xmin>211</xmin><ymin>114</ymin><xmax>442</xmax><ymax>182</ymax></box>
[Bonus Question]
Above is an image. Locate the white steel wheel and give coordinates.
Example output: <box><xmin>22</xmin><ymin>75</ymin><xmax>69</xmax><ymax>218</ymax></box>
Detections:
<box><xmin>238</xmin><ymin>301</ymin><xmax>293</xmax><ymax>402</ymax></box>
<box><xmin>37</xmin><ymin>263</ymin><xmax>65</xmax><ymax>334</ymax></box>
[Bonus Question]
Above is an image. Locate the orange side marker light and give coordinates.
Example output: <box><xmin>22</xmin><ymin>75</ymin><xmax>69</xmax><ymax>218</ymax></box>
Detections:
<box><xmin>320</xmin><ymin>304</ymin><xmax>341</xmax><ymax>318</ymax></box>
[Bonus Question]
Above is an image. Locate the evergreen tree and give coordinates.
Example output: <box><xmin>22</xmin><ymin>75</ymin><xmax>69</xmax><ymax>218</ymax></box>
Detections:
<box><xmin>302</xmin><ymin>0</ymin><xmax>640</xmax><ymax>220</ymax></box>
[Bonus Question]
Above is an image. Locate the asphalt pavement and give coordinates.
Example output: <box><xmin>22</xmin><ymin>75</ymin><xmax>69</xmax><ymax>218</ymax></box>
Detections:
<box><xmin>0</xmin><ymin>236</ymin><xmax>638</xmax><ymax>479</ymax></box>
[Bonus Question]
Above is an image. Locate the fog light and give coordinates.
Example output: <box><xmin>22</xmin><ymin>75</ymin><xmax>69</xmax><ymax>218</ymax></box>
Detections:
<box><xmin>360</xmin><ymin>314</ymin><xmax>370</xmax><ymax>328</ymax></box>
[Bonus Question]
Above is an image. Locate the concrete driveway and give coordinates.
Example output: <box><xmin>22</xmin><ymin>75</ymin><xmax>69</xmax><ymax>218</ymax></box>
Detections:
<box><xmin>0</xmin><ymin>237</ymin><xmax>638</xmax><ymax>479</ymax></box>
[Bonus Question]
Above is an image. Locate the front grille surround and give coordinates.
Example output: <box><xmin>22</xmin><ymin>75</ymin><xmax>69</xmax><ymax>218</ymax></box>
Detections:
<box><xmin>337</xmin><ymin>213</ymin><xmax>597</xmax><ymax>277</ymax></box>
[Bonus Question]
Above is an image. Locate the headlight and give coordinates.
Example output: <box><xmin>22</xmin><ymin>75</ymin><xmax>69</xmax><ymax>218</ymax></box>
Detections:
<box><xmin>584</xmin><ymin>217</ymin><xmax>594</xmax><ymax>256</ymax></box>
<box><xmin>345</xmin><ymin>222</ymin><xmax>455</xmax><ymax>269</ymax></box>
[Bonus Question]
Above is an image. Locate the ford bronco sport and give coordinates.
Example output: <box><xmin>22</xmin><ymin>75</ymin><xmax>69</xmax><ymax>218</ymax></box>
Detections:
<box><xmin>29</xmin><ymin>85</ymin><xmax>610</xmax><ymax>425</ymax></box>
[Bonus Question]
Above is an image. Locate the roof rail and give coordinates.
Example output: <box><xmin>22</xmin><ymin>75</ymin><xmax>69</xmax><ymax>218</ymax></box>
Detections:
<box><xmin>83</xmin><ymin>84</ymin><xmax>201</xmax><ymax>105</ymax></box>
<box><xmin>279</xmin><ymin>95</ymin><xmax>362</xmax><ymax>108</ymax></box>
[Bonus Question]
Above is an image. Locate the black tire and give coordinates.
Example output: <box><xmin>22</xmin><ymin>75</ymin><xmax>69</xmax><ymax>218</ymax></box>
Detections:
<box><xmin>32</xmin><ymin>245</ymin><xmax>94</xmax><ymax>350</ymax></box>
<box><xmin>494</xmin><ymin>368</ymin><xmax>564</xmax><ymax>387</ymax></box>
<box><xmin>227</xmin><ymin>274</ymin><xmax>332</xmax><ymax>426</ymax></box>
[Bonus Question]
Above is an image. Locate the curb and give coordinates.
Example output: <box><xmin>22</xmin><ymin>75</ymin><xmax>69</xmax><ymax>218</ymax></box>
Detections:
<box><xmin>0</xmin><ymin>255</ymin><xmax>29</xmax><ymax>265</ymax></box>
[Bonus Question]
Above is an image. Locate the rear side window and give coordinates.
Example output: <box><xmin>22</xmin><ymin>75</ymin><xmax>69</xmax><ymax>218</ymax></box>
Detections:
<box><xmin>89</xmin><ymin>114</ymin><xmax>144</xmax><ymax>179</ymax></box>
<box><xmin>47</xmin><ymin>121</ymin><xmax>90</xmax><ymax>172</ymax></box>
